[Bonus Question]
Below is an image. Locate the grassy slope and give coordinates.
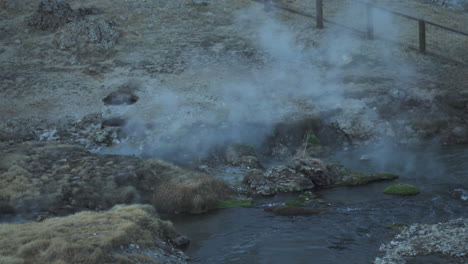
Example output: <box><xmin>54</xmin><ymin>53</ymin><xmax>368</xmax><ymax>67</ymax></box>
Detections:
<box><xmin>0</xmin><ymin>205</ymin><xmax>184</xmax><ymax>264</ymax></box>
<box><xmin>0</xmin><ymin>142</ymin><xmax>232</xmax><ymax>214</ymax></box>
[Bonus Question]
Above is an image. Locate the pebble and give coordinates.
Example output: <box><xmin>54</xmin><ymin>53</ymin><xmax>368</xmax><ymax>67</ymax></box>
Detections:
<box><xmin>0</xmin><ymin>48</ymin><xmax>5</xmax><ymax>54</ymax></box>
<box><xmin>14</xmin><ymin>39</ymin><xmax>21</xmax><ymax>44</ymax></box>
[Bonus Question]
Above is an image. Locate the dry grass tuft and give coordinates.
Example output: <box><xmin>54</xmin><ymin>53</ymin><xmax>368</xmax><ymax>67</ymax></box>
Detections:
<box><xmin>0</xmin><ymin>143</ymin><xmax>233</xmax><ymax>215</ymax></box>
<box><xmin>0</xmin><ymin>205</ymin><xmax>181</xmax><ymax>264</ymax></box>
<box><xmin>153</xmin><ymin>176</ymin><xmax>232</xmax><ymax>214</ymax></box>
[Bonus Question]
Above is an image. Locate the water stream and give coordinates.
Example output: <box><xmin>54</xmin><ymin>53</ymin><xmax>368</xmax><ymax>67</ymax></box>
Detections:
<box><xmin>171</xmin><ymin>145</ymin><xmax>467</xmax><ymax>264</ymax></box>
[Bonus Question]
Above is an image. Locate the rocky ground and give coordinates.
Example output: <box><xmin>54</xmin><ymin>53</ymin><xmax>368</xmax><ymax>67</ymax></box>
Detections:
<box><xmin>0</xmin><ymin>0</ymin><xmax>467</xmax><ymax>263</ymax></box>
<box><xmin>374</xmin><ymin>218</ymin><xmax>467</xmax><ymax>264</ymax></box>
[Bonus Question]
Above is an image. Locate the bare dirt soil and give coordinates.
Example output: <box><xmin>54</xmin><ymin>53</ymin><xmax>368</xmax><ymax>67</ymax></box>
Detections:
<box><xmin>0</xmin><ymin>0</ymin><xmax>467</xmax><ymax>147</ymax></box>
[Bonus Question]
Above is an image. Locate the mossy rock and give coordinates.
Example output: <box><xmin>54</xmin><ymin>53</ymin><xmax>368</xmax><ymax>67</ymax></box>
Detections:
<box><xmin>374</xmin><ymin>172</ymin><xmax>399</xmax><ymax>180</ymax></box>
<box><xmin>216</xmin><ymin>200</ymin><xmax>253</xmax><ymax>209</ymax></box>
<box><xmin>337</xmin><ymin>171</ymin><xmax>399</xmax><ymax>186</ymax></box>
<box><xmin>284</xmin><ymin>200</ymin><xmax>305</xmax><ymax>207</ymax></box>
<box><xmin>384</xmin><ymin>184</ymin><xmax>420</xmax><ymax>195</ymax></box>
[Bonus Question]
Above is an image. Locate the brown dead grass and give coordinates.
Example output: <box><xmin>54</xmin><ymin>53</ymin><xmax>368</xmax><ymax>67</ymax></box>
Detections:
<box><xmin>153</xmin><ymin>176</ymin><xmax>232</xmax><ymax>214</ymax></box>
<box><xmin>0</xmin><ymin>205</ymin><xmax>179</xmax><ymax>264</ymax></box>
<box><xmin>0</xmin><ymin>143</ymin><xmax>233</xmax><ymax>214</ymax></box>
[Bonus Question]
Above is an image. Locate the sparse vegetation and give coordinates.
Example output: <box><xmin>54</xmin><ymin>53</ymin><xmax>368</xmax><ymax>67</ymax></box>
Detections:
<box><xmin>385</xmin><ymin>222</ymin><xmax>409</xmax><ymax>232</ymax></box>
<box><xmin>305</xmin><ymin>130</ymin><xmax>321</xmax><ymax>145</ymax></box>
<box><xmin>0</xmin><ymin>143</ymin><xmax>232</xmax><ymax>215</ymax></box>
<box><xmin>0</xmin><ymin>205</ymin><xmax>186</xmax><ymax>264</ymax></box>
<box><xmin>374</xmin><ymin>172</ymin><xmax>399</xmax><ymax>180</ymax></box>
<box><xmin>384</xmin><ymin>184</ymin><xmax>420</xmax><ymax>195</ymax></box>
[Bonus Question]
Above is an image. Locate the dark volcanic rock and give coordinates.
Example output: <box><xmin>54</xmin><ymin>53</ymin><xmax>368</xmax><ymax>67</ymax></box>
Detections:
<box><xmin>27</xmin><ymin>0</ymin><xmax>77</xmax><ymax>31</ymax></box>
<box><xmin>243</xmin><ymin>165</ymin><xmax>316</xmax><ymax>196</ymax></box>
<box><xmin>170</xmin><ymin>234</ymin><xmax>190</xmax><ymax>250</ymax></box>
<box><xmin>243</xmin><ymin>169</ymin><xmax>276</xmax><ymax>196</ymax></box>
<box><xmin>103</xmin><ymin>91</ymin><xmax>138</xmax><ymax>105</ymax></box>
<box><xmin>293</xmin><ymin>157</ymin><xmax>335</xmax><ymax>186</ymax></box>
<box><xmin>265</xmin><ymin>165</ymin><xmax>315</xmax><ymax>192</ymax></box>
<box><xmin>226</xmin><ymin>143</ymin><xmax>263</xmax><ymax>169</ymax></box>
<box><xmin>54</xmin><ymin>18</ymin><xmax>119</xmax><ymax>53</ymax></box>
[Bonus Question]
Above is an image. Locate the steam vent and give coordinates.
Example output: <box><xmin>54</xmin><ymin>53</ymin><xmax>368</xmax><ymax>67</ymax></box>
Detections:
<box><xmin>1</xmin><ymin>0</ymin><xmax>467</xmax><ymax>263</ymax></box>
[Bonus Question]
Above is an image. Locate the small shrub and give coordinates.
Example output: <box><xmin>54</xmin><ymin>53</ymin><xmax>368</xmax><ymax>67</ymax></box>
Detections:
<box><xmin>305</xmin><ymin>130</ymin><xmax>320</xmax><ymax>145</ymax></box>
<box><xmin>384</xmin><ymin>184</ymin><xmax>420</xmax><ymax>195</ymax></box>
<box><xmin>153</xmin><ymin>176</ymin><xmax>232</xmax><ymax>214</ymax></box>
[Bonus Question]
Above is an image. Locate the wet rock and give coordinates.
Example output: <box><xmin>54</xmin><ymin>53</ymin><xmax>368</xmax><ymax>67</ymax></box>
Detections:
<box><xmin>103</xmin><ymin>91</ymin><xmax>138</xmax><ymax>105</ymax></box>
<box><xmin>226</xmin><ymin>143</ymin><xmax>262</xmax><ymax>169</ymax></box>
<box><xmin>375</xmin><ymin>218</ymin><xmax>467</xmax><ymax>264</ymax></box>
<box><xmin>170</xmin><ymin>234</ymin><xmax>190</xmax><ymax>250</ymax></box>
<box><xmin>243</xmin><ymin>159</ymin><xmax>338</xmax><ymax>195</ymax></box>
<box><xmin>293</xmin><ymin>157</ymin><xmax>334</xmax><ymax>187</ymax></box>
<box><xmin>54</xmin><ymin>18</ymin><xmax>119</xmax><ymax>54</ymax></box>
<box><xmin>27</xmin><ymin>0</ymin><xmax>78</xmax><ymax>31</ymax></box>
<box><xmin>264</xmin><ymin>205</ymin><xmax>321</xmax><ymax>216</ymax></box>
<box><xmin>265</xmin><ymin>165</ymin><xmax>315</xmax><ymax>192</ymax></box>
<box><xmin>243</xmin><ymin>169</ymin><xmax>276</xmax><ymax>196</ymax></box>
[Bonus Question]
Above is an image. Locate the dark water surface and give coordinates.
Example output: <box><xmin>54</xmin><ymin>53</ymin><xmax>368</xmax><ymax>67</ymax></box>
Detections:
<box><xmin>171</xmin><ymin>145</ymin><xmax>468</xmax><ymax>264</ymax></box>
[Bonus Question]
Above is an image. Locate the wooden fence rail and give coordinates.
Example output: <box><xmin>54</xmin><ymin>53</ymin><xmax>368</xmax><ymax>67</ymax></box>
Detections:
<box><xmin>255</xmin><ymin>0</ymin><xmax>468</xmax><ymax>65</ymax></box>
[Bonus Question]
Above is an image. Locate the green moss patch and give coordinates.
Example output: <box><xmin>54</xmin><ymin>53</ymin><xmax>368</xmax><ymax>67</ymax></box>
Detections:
<box><xmin>385</xmin><ymin>222</ymin><xmax>409</xmax><ymax>232</ymax></box>
<box><xmin>305</xmin><ymin>131</ymin><xmax>321</xmax><ymax>145</ymax></box>
<box><xmin>384</xmin><ymin>184</ymin><xmax>420</xmax><ymax>195</ymax></box>
<box><xmin>374</xmin><ymin>172</ymin><xmax>399</xmax><ymax>180</ymax></box>
<box><xmin>216</xmin><ymin>200</ymin><xmax>253</xmax><ymax>209</ymax></box>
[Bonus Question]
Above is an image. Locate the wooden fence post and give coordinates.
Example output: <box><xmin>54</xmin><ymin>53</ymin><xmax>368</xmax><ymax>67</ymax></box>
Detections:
<box><xmin>366</xmin><ymin>3</ymin><xmax>374</xmax><ymax>39</ymax></box>
<box><xmin>419</xmin><ymin>20</ymin><xmax>426</xmax><ymax>54</ymax></box>
<box><xmin>316</xmin><ymin>0</ymin><xmax>323</xmax><ymax>29</ymax></box>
